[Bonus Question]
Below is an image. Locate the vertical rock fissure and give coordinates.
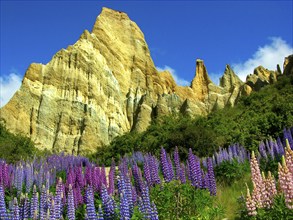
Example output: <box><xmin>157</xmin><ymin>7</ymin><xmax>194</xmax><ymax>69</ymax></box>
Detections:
<box><xmin>52</xmin><ymin>113</ymin><xmax>62</xmax><ymax>151</ymax></box>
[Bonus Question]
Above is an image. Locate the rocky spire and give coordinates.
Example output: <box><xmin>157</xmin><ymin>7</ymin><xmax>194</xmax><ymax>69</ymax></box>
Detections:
<box><xmin>190</xmin><ymin>59</ymin><xmax>213</xmax><ymax>100</ymax></box>
<box><xmin>283</xmin><ymin>54</ymin><xmax>293</xmax><ymax>75</ymax></box>
<box><xmin>219</xmin><ymin>64</ymin><xmax>243</xmax><ymax>92</ymax></box>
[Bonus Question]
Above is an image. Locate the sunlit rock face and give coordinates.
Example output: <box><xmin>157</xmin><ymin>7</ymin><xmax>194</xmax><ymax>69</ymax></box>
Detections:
<box><xmin>0</xmin><ymin>7</ymin><xmax>286</xmax><ymax>154</ymax></box>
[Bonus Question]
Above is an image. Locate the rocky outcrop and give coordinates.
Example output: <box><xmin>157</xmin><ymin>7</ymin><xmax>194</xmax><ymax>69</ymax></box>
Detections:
<box><xmin>0</xmin><ymin>7</ymin><xmax>287</xmax><ymax>154</ymax></box>
<box><xmin>245</xmin><ymin>66</ymin><xmax>278</xmax><ymax>91</ymax></box>
<box><xmin>283</xmin><ymin>55</ymin><xmax>293</xmax><ymax>76</ymax></box>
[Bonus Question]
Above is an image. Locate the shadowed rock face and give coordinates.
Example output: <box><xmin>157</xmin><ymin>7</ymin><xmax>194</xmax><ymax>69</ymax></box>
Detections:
<box><xmin>0</xmin><ymin>7</ymin><xmax>289</xmax><ymax>154</ymax></box>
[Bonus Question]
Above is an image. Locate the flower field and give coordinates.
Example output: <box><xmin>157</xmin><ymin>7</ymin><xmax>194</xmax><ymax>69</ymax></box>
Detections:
<box><xmin>0</xmin><ymin>128</ymin><xmax>292</xmax><ymax>219</ymax></box>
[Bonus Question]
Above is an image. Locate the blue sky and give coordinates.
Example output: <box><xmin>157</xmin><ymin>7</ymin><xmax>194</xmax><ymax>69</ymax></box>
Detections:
<box><xmin>1</xmin><ymin>1</ymin><xmax>293</xmax><ymax>107</ymax></box>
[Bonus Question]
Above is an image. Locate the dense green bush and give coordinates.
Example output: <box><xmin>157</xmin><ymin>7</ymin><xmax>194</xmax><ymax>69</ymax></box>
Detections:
<box><xmin>214</xmin><ymin>160</ymin><xmax>250</xmax><ymax>186</ymax></box>
<box><xmin>150</xmin><ymin>180</ymin><xmax>225</xmax><ymax>220</ymax></box>
<box><xmin>259</xmin><ymin>155</ymin><xmax>282</xmax><ymax>178</ymax></box>
<box><xmin>0</xmin><ymin>124</ymin><xmax>41</xmax><ymax>163</ymax></box>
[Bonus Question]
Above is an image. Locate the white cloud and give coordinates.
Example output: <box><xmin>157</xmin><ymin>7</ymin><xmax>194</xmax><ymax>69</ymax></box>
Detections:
<box><xmin>0</xmin><ymin>73</ymin><xmax>22</xmax><ymax>107</ymax></box>
<box><xmin>232</xmin><ymin>37</ymin><xmax>293</xmax><ymax>81</ymax></box>
<box><xmin>157</xmin><ymin>65</ymin><xmax>190</xmax><ymax>86</ymax></box>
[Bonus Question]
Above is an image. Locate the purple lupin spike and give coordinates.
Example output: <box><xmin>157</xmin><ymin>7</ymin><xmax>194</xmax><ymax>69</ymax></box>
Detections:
<box><xmin>100</xmin><ymin>165</ymin><xmax>107</xmax><ymax>190</ymax></box>
<box><xmin>160</xmin><ymin>147</ymin><xmax>171</xmax><ymax>182</ymax></box>
<box><xmin>0</xmin><ymin>185</ymin><xmax>7</xmax><ymax>219</ymax></box>
<box><xmin>167</xmin><ymin>155</ymin><xmax>174</xmax><ymax>181</ymax></box>
<box><xmin>174</xmin><ymin>147</ymin><xmax>181</xmax><ymax>180</ymax></box>
<box><xmin>143</xmin><ymin>155</ymin><xmax>152</xmax><ymax>186</ymax></box>
<box><xmin>149</xmin><ymin>155</ymin><xmax>160</xmax><ymax>185</ymax></box>
<box><xmin>85</xmin><ymin>165</ymin><xmax>92</xmax><ymax>186</ymax></box>
<box><xmin>207</xmin><ymin>158</ymin><xmax>217</xmax><ymax>196</ymax></box>
<box><xmin>108</xmin><ymin>159</ymin><xmax>115</xmax><ymax>195</ymax></box>
<box><xmin>101</xmin><ymin>184</ymin><xmax>115</xmax><ymax>219</ymax></box>
<box><xmin>12</xmin><ymin>197</ymin><xmax>20</xmax><ymax>220</ymax></box>
<box><xmin>179</xmin><ymin>163</ymin><xmax>186</xmax><ymax>184</ymax></box>
<box><xmin>30</xmin><ymin>185</ymin><xmax>39</xmax><ymax>219</ymax></box>
<box><xmin>67</xmin><ymin>184</ymin><xmax>75</xmax><ymax>220</ymax></box>
<box><xmin>85</xmin><ymin>185</ymin><xmax>97</xmax><ymax>220</ymax></box>
<box><xmin>120</xmin><ymin>191</ymin><xmax>130</xmax><ymax>220</ymax></box>
<box><xmin>132</xmin><ymin>162</ymin><xmax>143</xmax><ymax>195</ymax></box>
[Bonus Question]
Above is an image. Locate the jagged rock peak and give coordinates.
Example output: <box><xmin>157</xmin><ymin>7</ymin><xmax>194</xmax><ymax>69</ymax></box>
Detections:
<box><xmin>191</xmin><ymin>59</ymin><xmax>213</xmax><ymax>100</ymax></box>
<box><xmin>283</xmin><ymin>54</ymin><xmax>293</xmax><ymax>75</ymax></box>
<box><xmin>220</xmin><ymin>64</ymin><xmax>243</xmax><ymax>91</ymax></box>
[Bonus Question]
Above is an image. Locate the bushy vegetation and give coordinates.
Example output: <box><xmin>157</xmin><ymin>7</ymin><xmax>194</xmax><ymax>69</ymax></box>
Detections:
<box><xmin>95</xmin><ymin>75</ymin><xmax>293</xmax><ymax>164</ymax></box>
<box><xmin>0</xmin><ymin>124</ymin><xmax>41</xmax><ymax>163</ymax></box>
<box><xmin>214</xmin><ymin>160</ymin><xmax>250</xmax><ymax>186</ymax></box>
<box><xmin>150</xmin><ymin>181</ymin><xmax>224</xmax><ymax>219</ymax></box>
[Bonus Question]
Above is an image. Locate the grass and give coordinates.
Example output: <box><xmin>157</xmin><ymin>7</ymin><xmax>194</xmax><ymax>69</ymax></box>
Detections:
<box><xmin>216</xmin><ymin>172</ymin><xmax>252</xmax><ymax>219</ymax></box>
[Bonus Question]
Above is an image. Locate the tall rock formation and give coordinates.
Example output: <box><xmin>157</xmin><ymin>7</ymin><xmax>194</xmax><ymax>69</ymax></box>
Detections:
<box><xmin>0</xmin><ymin>8</ymin><xmax>288</xmax><ymax>154</ymax></box>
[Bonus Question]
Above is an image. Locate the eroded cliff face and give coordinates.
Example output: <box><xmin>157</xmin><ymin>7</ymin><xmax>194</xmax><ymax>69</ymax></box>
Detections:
<box><xmin>0</xmin><ymin>8</ymin><xmax>290</xmax><ymax>154</ymax></box>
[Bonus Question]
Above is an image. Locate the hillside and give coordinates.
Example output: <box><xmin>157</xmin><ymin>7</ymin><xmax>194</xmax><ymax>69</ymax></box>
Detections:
<box><xmin>96</xmin><ymin>73</ymin><xmax>293</xmax><ymax>164</ymax></box>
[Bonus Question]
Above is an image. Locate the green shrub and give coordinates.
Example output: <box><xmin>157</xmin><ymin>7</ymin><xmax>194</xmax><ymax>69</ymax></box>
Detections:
<box><xmin>0</xmin><ymin>124</ymin><xmax>39</xmax><ymax>163</ymax></box>
<box><xmin>150</xmin><ymin>180</ymin><xmax>225</xmax><ymax>219</ymax></box>
<box><xmin>214</xmin><ymin>160</ymin><xmax>250</xmax><ymax>186</ymax></box>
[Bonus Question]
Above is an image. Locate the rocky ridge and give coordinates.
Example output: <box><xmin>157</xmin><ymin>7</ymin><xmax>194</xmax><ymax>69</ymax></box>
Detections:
<box><xmin>0</xmin><ymin>8</ymin><xmax>290</xmax><ymax>154</ymax></box>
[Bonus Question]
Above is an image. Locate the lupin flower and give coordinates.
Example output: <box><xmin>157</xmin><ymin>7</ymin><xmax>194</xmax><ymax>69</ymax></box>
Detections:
<box><xmin>50</xmin><ymin>199</ymin><xmax>56</xmax><ymax>220</ymax></box>
<box><xmin>85</xmin><ymin>165</ymin><xmax>93</xmax><ymax>186</ymax></box>
<box><xmin>108</xmin><ymin>159</ymin><xmax>115</xmax><ymax>195</ymax></box>
<box><xmin>149</xmin><ymin>156</ymin><xmax>160</xmax><ymax>185</ymax></box>
<box><xmin>97</xmin><ymin>205</ymin><xmax>104</xmax><ymax>220</ymax></box>
<box><xmin>285</xmin><ymin>139</ymin><xmax>293</xmax><ymax>175</ymax></box>
<box><xmin>138</xmin><ymin>182</ymin><xmax>156</xmax><ymax>219</ymax></box>
<box><xmin>179</xmin><ymin>163</ymin><xmax>186</xmax><ymax>184</ymax></box>
<box><xmin>40</xmin><ymin>185</ymin><xmax>48</xmax><ymax>220</ymax></box>
<box><xmin>284</xmin><ymin>128</ymin><xmax>293</xmax><ymax>149</ymax></box>
<box><xmin>278</xmin><ymin>156</ymin><xmax>293</xmax><ymax>209</ymax></box>
<box><xmin>245</xmin><ymin>184</ymin><xmax>257</xmax><ymax>216</ymax></box>
<box><xmin>101</xmin><ymin>184</ymin><xmax>116</xmax><ymax>219</ymax></box>
<box><xmin>22</xmin><ymin>193</ymin><xmax>30</xmax><ymax>219</ymax></box>
<box><xmin>160</xmin><ymin>147</ymin><xmax>172</xmax><ymax>183</ymax></box>
<box><xmin>143</xmin><ymin>155</ymin><xmax>152</xmax><ymax>186</ymax></box>
<box><xmin>120</xmin><ymin>192</ymin><xmax>130</xmax><ymax>220</ymax></box>
<box><xmin>30</xmin><ymin>185</ymin><xmax>39</xmax><ymax>219</ymax></box>
<box><xmin>55</xmin><ymin>178</ymin><xmax>63</xmax><ymax>219</ymax></box>
<box><xmin>92</xmin><ymin>166</ymin><xmax>101</xmax><ymax>193</ymax></box>
<box><xmin>12</xmin><ymin>197</ymin><xmax>20</xmax><ymax>220</ymax></box>
<box><xmin>124</xmin><ymin>174</ymin><xmax>134</xmax><ymax>215</ymax></box>
<box><xmin>25</xmin><ymin>163</ymin><xmax>33</xmax><ymax>193</ymax></box>
<box><xmin>151</xmin><ymin>201</ymin><xmax>159</xmax><ymax>220</ymax></box>
<box><xmin>250</xmin><ymin>151</ymin><xmax>264</xmax><ymax>208</ymax></box>
<box><xmin>262</xmin><ymin>171</ymin><xmax>277</xmax><ymax>208</ymax></box>
<box><xmin>67</xmin><ymin>184</ymin><xmax>75</xmax><ymax>220</ymax></box>
<box><xmin>188</xmin><ymin>149</ymin><xmax>202</xmax><ymax>188</ymax></box>
<box><xmin>207</xmin><ymin>158</ymin><xmax>216</xmax><ymax>196</ymax></box>
<box><xmin>132</xmin><ymin>162</ymin><xmax>143</xmax><ymax>195</ymax></box>
<box><xmin>167</xmin><ymin>155</ymin><xmax>174</xmax><ymax>181</ymax></box>
<box><xmin>100</xmin><ymin>166</ymin><xmax>107</xmax><ymax>189</ymax></box>
<box><xmin>85</xmin><ymin>185</ymin><xmax>97</xmax><ymax>220</ymax></box>
<box><xmin>174</xmin><ymin>146</ymin><xmax>181</xmax><ymax>180</ymax></box>
<box><xmin>0</xmin><ymin>185</ymin><xmax>7</xmax><ymax>219</ymax></box>
<box><xmin>73</xmin><ymin>184</ymin><xmax>83</xmax><ymax>208</ymax></box>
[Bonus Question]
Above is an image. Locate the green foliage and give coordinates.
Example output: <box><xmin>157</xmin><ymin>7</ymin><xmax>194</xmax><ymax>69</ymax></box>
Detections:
<box><xmin>56</xmin><ymin>170</ymin><xmax>67</xmax><ymax>181</ymax></box>
<box><xmin>94</xmin><ymin>75</ymin><xmax>293</xmax><ymax>164</ymax></box>
<box><xmin>214</xmin><ymin>160</ymin><xmax>250</xmax><ymax>186</ymax></box>
<box><xmin>237</xmin><ymin>194</ymin><xmax>293</xmax><ymax>219</ymax></box>
<box><xmin>259</xmin><ymin>155</ymin><xmax>282</xmax><ymax>178</ymax></box>
<box><xmin>150</xmin><ymin>180</ymin><xmax>225</xmax><ymax>219</ymax></box>
<box><xmin>0</xmin><ymin>123</ymin><xmax>41</xmax><ymax>163</ymax></box>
